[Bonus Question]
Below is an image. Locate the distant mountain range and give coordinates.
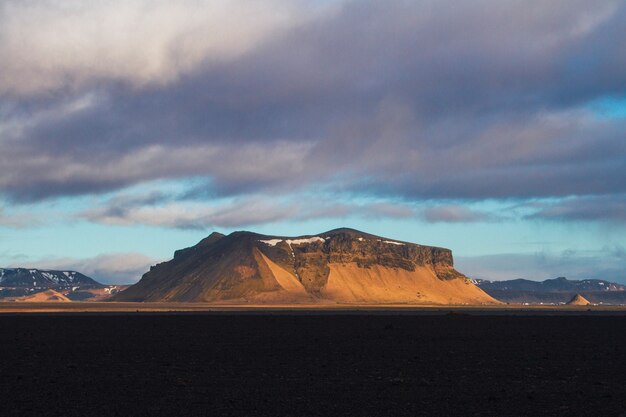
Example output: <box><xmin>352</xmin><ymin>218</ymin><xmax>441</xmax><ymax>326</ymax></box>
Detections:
<box><xmin>111</xmin><ymin>228</ymin><xmax>498</xmax><ymax>305</ymax></box>
<box><xmin>474</xmin><ymin>277</ymin><xmax>626</xmax><ymax>305</ymax></box>
<box><xmin>0</xmin><ymin>268</ymin><xmax>127</xmax><ymax>301</ymax></box>
<box><xmin>0</xmin><ymin>268</ymin><xmax>102</xmax><ymax>289</ymax></box>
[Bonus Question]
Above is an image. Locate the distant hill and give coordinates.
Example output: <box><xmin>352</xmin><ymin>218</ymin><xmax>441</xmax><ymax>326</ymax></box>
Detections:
<box><xmin>474</xmin><ymin>277</ymin><xmax>626</xmax><ymax>305</ymax></box>
<box><xmin>112</xmin><ymin>228</ymin><xmax>498</xmax><ymax>305</ymax></box>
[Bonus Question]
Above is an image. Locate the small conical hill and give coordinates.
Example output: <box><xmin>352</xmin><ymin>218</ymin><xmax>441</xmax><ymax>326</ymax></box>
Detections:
<box><xmin>567</xmin><ymin>293</ymin><xmax>591</xmax><ymax>306</ymax></box>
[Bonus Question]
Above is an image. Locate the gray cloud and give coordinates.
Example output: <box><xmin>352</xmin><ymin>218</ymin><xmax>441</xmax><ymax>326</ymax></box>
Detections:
<box><xmin>78</xmin><ymin>188</ymin><xmax>503</xmax><ymax>229</ymax></box>
<box><xmin>1</xmin><ymin>0</ymin><xmax>625</xmax><ymax>208</ymax></box>
<box><xmin>80</xmin><ymin>198</ymin><xmax>301</xmax><ymax>230</ymax></box>
<box><xmin>422</xmin><ymin>205</ymin><xmax>493</xmax><ymax>223</ymax></box>
<box><xmin>528</xmin><ymin>194</ymin><xmax>626</xmax><ymax>222</ymax></box>
<box><xmin>0</xmin><ymin>141</ymin><xmax>314</xmax><ymax>201</ymax></box>
<box><xmin>78</xmin><ymin>194</ymin><xmax>425</xmax><ymax>229</ymax></box>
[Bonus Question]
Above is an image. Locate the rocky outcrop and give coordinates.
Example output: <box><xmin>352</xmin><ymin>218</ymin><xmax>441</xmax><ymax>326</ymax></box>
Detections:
<box><xmin>111</xmin><ymin>228</ymin><xmax>498</xmax><ymax>305</ymax></box>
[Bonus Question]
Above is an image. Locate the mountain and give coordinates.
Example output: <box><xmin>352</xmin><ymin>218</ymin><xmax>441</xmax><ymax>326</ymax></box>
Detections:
<box><xmin>0</xmin><ymin>268</ymin><xmax>103</xmax><ymax>289</ymax></box>
<box><xmin>474</xmin><ymin>277</ymin><xmax>626</xmax><ymax>305</ymax></box>
<box><xmin>567</xmin><ymin>294</ymin><xmax>591</xmax><ymax>306</ymax></box>
<box><xmin>112</xmin><ymin>228</ymin><xmax>497</xmax><ymax>304</ymax></box>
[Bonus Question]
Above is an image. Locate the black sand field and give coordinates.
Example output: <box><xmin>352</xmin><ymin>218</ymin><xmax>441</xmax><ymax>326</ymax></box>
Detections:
<box><xmin>1</xmin><ymin>312</ymin><xmax>625</xmax><ymax>416</ymax></box>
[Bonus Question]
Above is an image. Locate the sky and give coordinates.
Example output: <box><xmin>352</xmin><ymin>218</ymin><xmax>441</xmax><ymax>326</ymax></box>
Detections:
<box><xmin>0</xmin><ymin>0</ymin><xmax>625</xmax><ymax>284</ymax></box>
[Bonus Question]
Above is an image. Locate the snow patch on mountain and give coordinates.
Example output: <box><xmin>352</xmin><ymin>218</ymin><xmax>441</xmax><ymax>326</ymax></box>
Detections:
<box><xmin>260</xmin><ymin>237</ymin><xmax>327</xmax><ymax>247</ymax></box>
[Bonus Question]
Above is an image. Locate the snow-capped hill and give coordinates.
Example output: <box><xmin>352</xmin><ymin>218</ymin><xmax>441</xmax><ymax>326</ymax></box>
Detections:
<box><xmin>0</xmin><ymin>268</ymin><xmax>103</xmax><ymax>289</ymax></box>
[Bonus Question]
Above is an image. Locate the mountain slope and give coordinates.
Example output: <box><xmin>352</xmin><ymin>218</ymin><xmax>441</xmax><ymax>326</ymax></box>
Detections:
<box><xmin>112</xmin><ymin>228</ymin><xmax>498</xmax><ymax>305</ymax></box>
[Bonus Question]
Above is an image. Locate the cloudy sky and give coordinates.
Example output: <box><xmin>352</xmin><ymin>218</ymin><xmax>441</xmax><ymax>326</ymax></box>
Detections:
<box><xmin>1</xmin><ymin>0</ymin><xmax>625</xmax><ymax>284</ymax></box>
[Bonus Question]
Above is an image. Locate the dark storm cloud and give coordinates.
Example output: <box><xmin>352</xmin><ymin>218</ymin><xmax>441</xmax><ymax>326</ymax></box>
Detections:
<box><xmin>1</xmin><ymin>0</ymin><xmax>625</xmax><ymax>205</ymax></box>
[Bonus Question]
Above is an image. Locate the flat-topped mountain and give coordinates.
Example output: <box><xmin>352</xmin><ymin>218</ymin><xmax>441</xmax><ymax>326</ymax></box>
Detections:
<box><xmin>112</xmin><ymin>228</ymin><xmax>498</xmax><ymax>304</ymax></box>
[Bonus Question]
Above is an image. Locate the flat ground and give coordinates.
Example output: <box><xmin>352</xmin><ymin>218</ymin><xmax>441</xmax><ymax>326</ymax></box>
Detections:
<box><xmin>2</xmin><ymin>301</ymin><xmax>626</xmax><ymax>313</ymax></box>
<box><xmin>0</xmin><ymin>311</ymin><xmax>625</xmax><ymax>416</ymax></box>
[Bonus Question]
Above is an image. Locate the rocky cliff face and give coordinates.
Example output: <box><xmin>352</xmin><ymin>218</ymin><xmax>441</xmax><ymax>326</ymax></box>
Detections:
<box><xmin>112</xmin><ymin>228</ymin><xmax>497</xmax><ymax>304</ymax></box>
<box><xmin>257</xmin><ymin>228</ymin><xmax>462</xmax><ymax>293</ymax></box>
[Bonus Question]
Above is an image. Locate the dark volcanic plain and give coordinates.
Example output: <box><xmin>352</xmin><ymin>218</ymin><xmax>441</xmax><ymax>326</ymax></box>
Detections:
<box><xmin>1</xmin><ymin>312</ymin><xmax>625</xmax><ymax>417</ymax></box>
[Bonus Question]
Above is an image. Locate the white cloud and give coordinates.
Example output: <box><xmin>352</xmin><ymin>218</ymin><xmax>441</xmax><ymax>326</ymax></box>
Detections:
<box><xmin>78</xmin><ymin>190</ymin><xmax>428</xmax><ymax>229</ymax></box>
<box><xmin>0</xmin><ymin>0</ymin><xmax>314</xmax><ymax>95</ymax></box>
<box><xmin>16</xmin><ymin>252</ymin><xmax>157</xmax><ymax>284</ymax></box>
<box><xmin>81</xmin><ymin>198</ymin><xmax>302</xmax><ymax>229</ymax></box>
